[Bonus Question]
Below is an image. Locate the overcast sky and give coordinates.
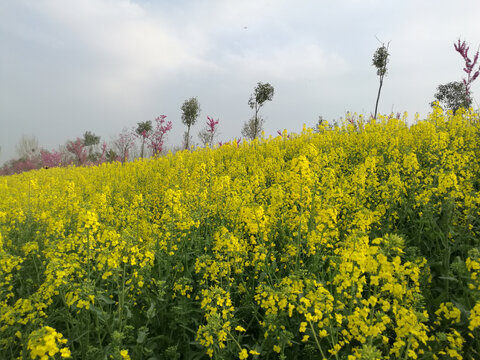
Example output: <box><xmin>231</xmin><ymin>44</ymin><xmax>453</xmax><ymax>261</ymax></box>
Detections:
<box><xmin>1</xmin><ymin>0</ymin><xmax>479</xmax><ymax>164</ymax></box>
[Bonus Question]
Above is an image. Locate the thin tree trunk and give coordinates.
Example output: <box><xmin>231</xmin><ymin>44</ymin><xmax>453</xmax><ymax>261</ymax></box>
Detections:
<box><xmin>185</xmin><ymin>126</ymin><xmax>191</xmax><ymax>149</ymax></box>
<box><xmin>374</xmin><ymin>77</ymin><xmax>384</xmax><ymax>119</ymax></box>
<box><xmin>254</xmin><ymin>103</ymin><xmax>259</xmax><ymax>138</ymax></box>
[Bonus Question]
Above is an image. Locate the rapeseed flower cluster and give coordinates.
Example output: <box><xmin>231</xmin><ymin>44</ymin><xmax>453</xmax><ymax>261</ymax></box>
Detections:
<box><xmin>1</xmin><ymin>107</ymin><xmax>480</xmax><ymax>358</ymax></box>
<box><xmin>27</xmin><ymin>326</ymin><xmax>70</xmax><ymax>359</ymax></box>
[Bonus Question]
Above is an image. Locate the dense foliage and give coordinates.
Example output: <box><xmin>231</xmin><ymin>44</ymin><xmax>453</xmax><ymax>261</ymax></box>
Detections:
<box><xmin>1</xmin><ymin>107</ymin><xmax>480</xmax><ymax>359</ymax></box>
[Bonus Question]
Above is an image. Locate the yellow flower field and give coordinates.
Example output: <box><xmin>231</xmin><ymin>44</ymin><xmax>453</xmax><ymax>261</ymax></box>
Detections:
<box><xmin>1</xmin><ymin>107</ymin><xmax>480</xmax><ymax>359</ymax></box>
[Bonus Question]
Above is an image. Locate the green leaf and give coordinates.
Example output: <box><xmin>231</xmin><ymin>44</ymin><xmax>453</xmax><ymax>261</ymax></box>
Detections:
<box><xmin>137</xmin><ymin>326</ymin><xmax>148</xmax><ymax>344</ymax></box>
<box><xmin>97</xmin><ymin>294</ymin><xmax>115</xmax><ymax>305</ymax></box>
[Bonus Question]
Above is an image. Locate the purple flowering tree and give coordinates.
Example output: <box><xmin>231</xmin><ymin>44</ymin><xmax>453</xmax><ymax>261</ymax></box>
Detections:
<box><xmin>148</xmin><ymin>115</ymin><xmax>173</xmax><ymax>156</ymax></box>
<box><xmin>454</xmin><ymin>39</ymin><xmax>480</xmax><ymax>107</ymax></box>
<box><xmin>198</xmin><ymin>116</ymin><xmax>220</xmax><ymax>147</ymax></box>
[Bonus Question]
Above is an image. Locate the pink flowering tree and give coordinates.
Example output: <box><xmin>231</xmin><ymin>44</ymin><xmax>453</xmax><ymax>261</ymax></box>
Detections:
<box><xmin>0</xmin><ymin>157</ymin><xmax>40</xmax><ymax>175</ymax></box>
<box><xmin>148</xmin><ymin>115</ymin><xmax>172</xmax><ymax>156</ymax></box>
<box><xmin>40</xmin><ymin>149</ymin><xmax>63</xmax><ymax>168</ymax></box>
<box><xmin>198</xmin><ymin>116</ymin><xmax>220</xmax><ymax>147</ymax></box>
<box><xmin>454</xmin><ymin>39</ymin><xmax>480</xmax><ymax>107</ymax></box>
<box><xmin>66</xmin><ymin>138</ymin><xmax>87</xmax><ymax>166</ymax></box>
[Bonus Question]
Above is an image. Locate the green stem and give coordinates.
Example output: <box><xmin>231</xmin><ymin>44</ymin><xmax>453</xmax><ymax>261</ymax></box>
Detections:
<box><xmin>296</xmin><ymin>175</ymin><xmax>304</xmax><ymax>272</ymax></box>
<box><xmin>86</xmin><ymin>229</ymin><xmax>91</xmax><ymax>281</ymax></box>
<box><xmin>329</xmin><ymin>321</ymin><xmax>340</xmax><ymax>360</ymax></box>
<box><xmin>308</xmin><ymin>320</ymin><xmax>327</xmax><ymax>359</ymax></box>
<box><xmin>118</xmin><ymin>261</ymin><xmax>127</xmax><ymax>332</ymax></box>
<box><xmin>403</xmin><ymin>336</ymin><xmax>412</xmax><ymax>360</ymax></box>
<box><xmin>226</xmin><ymin>329</ymin><xmax>243</xmax><ymax>352</ymax></box>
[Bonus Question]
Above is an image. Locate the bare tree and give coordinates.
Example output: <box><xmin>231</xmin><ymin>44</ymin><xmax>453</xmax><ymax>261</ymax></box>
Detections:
<box><xmin>112</xmin><ymin>128</ymin><xmax>135</xmax><ymax>163</ymax></box>
<box><xmin>16</xmin><ymin>135</ymin><xmax>39</xmax><ymax>159</ymax></box>
<box><xmin>241</xmin><ymin>115</ymin><xmax>265</xmax><ymax>140</ymax></box>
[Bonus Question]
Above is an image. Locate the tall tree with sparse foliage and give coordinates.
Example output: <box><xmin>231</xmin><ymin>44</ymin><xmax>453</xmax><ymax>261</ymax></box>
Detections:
<box><xmin>372</xmin><ymin>42</ymin><xmax>390</xmax><ymax>119</ymax></box>
<box><xmin>135</xmin><ymin>121</ymin><xmax>152</xmax><ymax>158</ymax></box>
<box><xmin>181</xmin><ymin>97</ymin><xmax>201</xmax><ymax>149</ymax></box>
<box><xmin>82</xmin><ymin>131</ymin><xmax>101</xmax><ymax>162</ymax></box>
<box><xmin>242</xmin><ymin>82</ymin><xmax>274</xmax><ymax>140</ymax></box>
